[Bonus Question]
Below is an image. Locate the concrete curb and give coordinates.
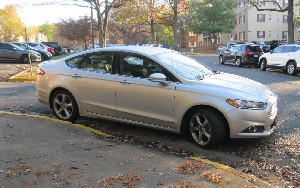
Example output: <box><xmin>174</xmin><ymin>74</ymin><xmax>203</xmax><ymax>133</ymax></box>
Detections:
<box><xmin>7</xmin><ymin>69</ymin><xmax>37</xmax><ymax>82</ymax></box>
<box><xmin>0</xmin><ymin>110</ymin><xmax>273</xmax><ymax>188</ymax></box>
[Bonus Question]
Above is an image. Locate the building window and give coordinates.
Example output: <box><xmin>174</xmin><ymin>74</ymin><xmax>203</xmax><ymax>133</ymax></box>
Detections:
<box><xmin>276</xmin><ymin>31</ymin><xmax>279</xmax><ymax>38</ymax></box>
<box><xmin>239</xmin><ymin>0</ymin><xmax>245</xmax><ymax>8</ymax></box>
<box><xmin>269</xmin><ymin>31</ymin><xmax>271</xmax><ymax>38</ymax></box>
<box><xmin>257</xmin><ymin>14</ymin><xmax>265</xmax><ymax>22</ymax></box>
<box><xmin>283</xmin><ymin>0</ymin><xmax>288</xmax><ymax>7</ymax></box>
<box><xmin>189</xmin><ymin>31</ymin><xmax>197</xmax><ymax>36</ymax></box>
<box><xmin>282</xmin><ymin>31</ymin><xmax>288</xmax><ymax>39</ymax></box>
<box><xmin>239</xmin><ymin>15</ymin><xmax>245</xmax><ymax>24</ymax></box>
<box><xmin>283</xmin><ymin>15</ymin><xmax>288</xmax><ymax>23</ymax></box>
<box><xmin>239</xmin><ymin>31</ymin><xmax>245</xmax><ymax>41</ymax></box>
<box><xmin>269</xmin><ymin>14</ymin><xmax>271</xmax><ymax>20</ymax></box>
<box><xmin>257</xmin><ymin>31</ymin><xmax>265</xmax><ymax>38</ymax></box>
<box><xmin>189</xmin><ymin>41</ymin><xmax>196</xmax><ymax>47</ymax></box>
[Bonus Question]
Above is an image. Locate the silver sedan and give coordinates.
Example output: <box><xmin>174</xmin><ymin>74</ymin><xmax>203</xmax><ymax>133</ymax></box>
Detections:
<box><xmin>36</xmin><ymin>46</ymin><xmax>278</xmax><ymax>148</ymax></box>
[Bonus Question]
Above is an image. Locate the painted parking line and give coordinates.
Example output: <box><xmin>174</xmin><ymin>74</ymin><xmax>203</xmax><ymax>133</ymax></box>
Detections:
<box><xmin>0</xmin><ymin>111</ymin><xmax>111</xmax><ymax>137</ymax></box>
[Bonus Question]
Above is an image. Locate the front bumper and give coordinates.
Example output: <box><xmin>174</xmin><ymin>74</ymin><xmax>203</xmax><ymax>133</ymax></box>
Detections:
<box><xmin>227</xmin><ymin>94</ymin><xmax>278</xmax><ymax>138</ymax></box>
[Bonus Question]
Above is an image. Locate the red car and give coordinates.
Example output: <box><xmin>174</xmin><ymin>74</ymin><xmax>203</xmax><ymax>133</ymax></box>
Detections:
<box><xmin>47</xmin><ymin>47</ymin><xmax>56</xmax><ymax>56</ymax></box>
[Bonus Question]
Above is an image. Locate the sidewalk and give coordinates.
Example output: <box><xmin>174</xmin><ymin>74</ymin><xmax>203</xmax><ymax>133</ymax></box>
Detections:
<box><xmin>0</xmin><ymin>111</ymin><xmax>273</xmax><ymax>188</ymax></box>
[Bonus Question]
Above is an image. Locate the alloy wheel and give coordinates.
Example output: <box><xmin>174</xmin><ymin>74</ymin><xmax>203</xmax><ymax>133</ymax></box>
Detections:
<box><xmin>53</xmin><ymin>93</ymin><xmax>74</xmax><ymax>120</ymax></box>
<box><xmin>189</xmin><ymin>113</ymin><xmax>212</xmax><ymax>146</ymax></box>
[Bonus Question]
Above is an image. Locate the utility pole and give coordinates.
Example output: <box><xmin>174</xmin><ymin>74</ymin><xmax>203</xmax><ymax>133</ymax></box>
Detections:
<box><xmin>25</xmin><ymin>27</ymin><xmax>32</xmax><ymax>75</ymax></box>
<box><xmin>91</xmin><ymin>2</ymin><xmax>95</xmax><ymax>49</ymax></box>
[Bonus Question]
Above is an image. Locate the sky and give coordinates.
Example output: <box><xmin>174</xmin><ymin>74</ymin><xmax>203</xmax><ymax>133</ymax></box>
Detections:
<box><xmin>0</xmin><ymin>0</ymin><xmax>92</xmax><ymax>26</ymax></box>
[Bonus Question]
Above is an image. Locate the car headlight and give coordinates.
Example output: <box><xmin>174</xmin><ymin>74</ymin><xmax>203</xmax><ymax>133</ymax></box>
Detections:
<box><xmin>226</xmin><ymin>99</ymin><xmax>267</xmax><ymax>110</ymax></box>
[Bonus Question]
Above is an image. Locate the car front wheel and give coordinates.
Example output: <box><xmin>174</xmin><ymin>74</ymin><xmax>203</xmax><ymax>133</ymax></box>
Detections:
<box><xmin>286</xmin><ymin>61</ymin><xmax>296</xmax><ymax>75</ymax></box>
<box><xmin>51</xmin><ymin>90</ymin><xmax>79</xmax><ymax>122</ymax></box>
<box><xmin>187</xmin><ymin>108</ymin><xmax>226</xmax><ymax>149</ymax></box>
<box><xmin>219</xmin><ymin>55</ymin><xmax>224</xmax><ymax>64</ymax></box>
<box><xmin>260</xmin><ymin>59</ymin><xmax>267</xmax><ymax>71</ymax></box>
<box><xmin>235</xmin><ymin>57</ymin><xmax>242</xmax><ymax>67</ymax></box>
<box><xmin>20</xmin><ymin>55</ymin><xmax>30</xmax><ymax>64</ymax></box>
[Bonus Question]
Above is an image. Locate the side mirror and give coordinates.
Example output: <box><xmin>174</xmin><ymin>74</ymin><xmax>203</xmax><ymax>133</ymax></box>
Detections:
<box><xmin>149</xmin><ymin>73</ymin><xmax>169</xmax><ymax>86</ymax></box>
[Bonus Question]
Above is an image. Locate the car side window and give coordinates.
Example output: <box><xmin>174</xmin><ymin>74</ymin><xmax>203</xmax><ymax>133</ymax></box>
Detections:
<box><xmin>121</xmin><ymin>55</ymin><xmax>160</xmax><ymax>78</ymax></box>
<box><xmin>0</xmin><ymin>43</ymin><xmax>13</xmax><ymax>50</ymax></box>
<box><xmin>65</xmin><ymin>52</ymin><xmax>114</xmax><ymax>73</ymax></box>
<box><xmin>273</xmin><ymin>46</ymin><xmax>283</xmax><ymax>53</ymax></box>
<box><xmin>120</xmin><ymin>54</ymin><xmax>177</xmax><ymax>82</ymax></box>
<box><xmin>282</xmin><ymin>46</ymin><xmax>294</xmax><ymax>53</ymax></box>
<box><xmin>294</xmin><ymin>46</ymin><xmax>300</xmax><ymax>52</ymax></box>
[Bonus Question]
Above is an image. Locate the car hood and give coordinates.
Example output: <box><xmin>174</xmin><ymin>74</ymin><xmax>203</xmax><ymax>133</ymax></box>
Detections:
<box><xmin>189</xmin><ymin>73</ymin><xmax>274</xmax><ymax>102</ymax></box>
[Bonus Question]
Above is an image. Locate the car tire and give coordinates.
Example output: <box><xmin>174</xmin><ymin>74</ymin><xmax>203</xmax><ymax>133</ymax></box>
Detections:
<box><xmin>20</xmin><ymin>55</ymin><xmax>30</xmax><ymax>64</ymax></box>
<box><xmin>219</xmin><ymin>55</ymin><xmax>224</xmax><ymax>64</ymax></box>
<box><xmin>286</xmin><ymin>61</ymin><xmax>296</xmax><ymax>75</ymax></box>
<box><xmin>260</xmin><ymin>59</ymin><xmax>267</xmax><ymax>71</ymax></box>
<box><xmin>187</xmin><ymin>107</ymin><xmax>227</xmax><ymax>149</ymax></box>
<box><xmin>235</xmin><ymin>57</ymin><xmax>242</xmax><ymax>67</ymax></box>
<box><xmin>51</xmin><ymin>90</ymin><xmax>79</xmax><ymax>122</ymax></box>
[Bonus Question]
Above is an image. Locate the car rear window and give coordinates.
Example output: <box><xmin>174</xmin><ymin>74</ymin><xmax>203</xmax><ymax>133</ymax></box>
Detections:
<box><xmin>246</xmin><ymin>45</ymin><xmax>262</xmax><ymax>52</ymax></box>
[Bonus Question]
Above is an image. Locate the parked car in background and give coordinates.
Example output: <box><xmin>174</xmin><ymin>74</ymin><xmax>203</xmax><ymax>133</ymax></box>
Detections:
<box><xmin>47</xmin><ymin>47</ymin><xmax>56</xmax><ymax>56</ymax></box>
<box><xmin>219</xmin><ymin>44</ymin><xmax>263</xmax><ymax>67</ymax></box>
<box><xmin>13</xmin><ymin>42</ymin><xmax>52</xmax><ymax>61</ymax></box>
<box><xmin>0</xmin><ymin>42</ymin><xmax>41</xmax><ymax>63</ymax></box>
<box><xmin>36</xmin><ymin>46</ymin><xmax>278</xmax><ymax>148</ymax></box>
<box><xmin>250</xmin><ymin>41</ymin><xmax>270</xmax><ymax>52</ymax></box>
<box><xmin>217</xmin><ymin>43</ymin><xmax>236</xmax><ymax>53</ymax></box>
<box><xmin>27</xmin><ymin>42</ymin><xmax>56</xmax><ymax>56</ymax></box>
<box><xmin>259</xmin><ymin>44</ymin><xmax>300</xmax><ymax>75</ymax></box>
<box><xmin>266</xmin><ymin>40</ymin><xmax>287</xmax><ymax>50</ymax></box>
<box><xmin>42</xmin><ymin>42</ymin><xmax>61</xmax><ymax>56</ymax></box>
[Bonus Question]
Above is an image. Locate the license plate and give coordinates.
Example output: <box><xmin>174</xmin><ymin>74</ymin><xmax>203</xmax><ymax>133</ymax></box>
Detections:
<box><xmin>254</xmin><ymin>55</ymin><xmax>258</xmax><ymax>57</ymax></box>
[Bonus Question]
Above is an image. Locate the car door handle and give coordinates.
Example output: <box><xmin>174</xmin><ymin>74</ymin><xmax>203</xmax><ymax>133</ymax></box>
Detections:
<box><xmin>119</xmin><ymin>80</ymin><xmax>132</xmax><ymax>85</ymax></box>
<box><xmin>72</xmin><ymin>74</ymin><xmax>82</xmax><ymax>78</ymax></box>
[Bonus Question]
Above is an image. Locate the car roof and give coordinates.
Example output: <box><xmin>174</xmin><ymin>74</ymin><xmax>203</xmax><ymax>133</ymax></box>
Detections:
<box><xmin>81</xmin><ymin>46</ymin><xmax>175</xmax><ymax>56</ymax></box>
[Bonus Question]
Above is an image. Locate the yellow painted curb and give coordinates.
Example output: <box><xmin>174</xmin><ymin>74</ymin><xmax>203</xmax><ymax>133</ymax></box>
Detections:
<box><xmin>190</xmin><ymin>156</ymin><xmax>231</xmax><ymax>171</ymax></box>
<box><xmin>7</xmin><ymin>77</ymin><xmax>36</xmax><ymax>82</ymax></box>
<box><xmin>0</xmin><ymin>110</ymin><xmax>111</xmax><ymax>137</ymax></box>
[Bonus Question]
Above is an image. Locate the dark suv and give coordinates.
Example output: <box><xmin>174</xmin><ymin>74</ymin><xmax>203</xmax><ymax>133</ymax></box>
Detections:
<box><xmin>219</xmin><ymin>44</ymin><xmax>263</xmax><ymax>67</ymax></box>
<box><xmin>42</xmin><ymin>42</ymin><xmax>61</xmax><ymax>56</ymax></box>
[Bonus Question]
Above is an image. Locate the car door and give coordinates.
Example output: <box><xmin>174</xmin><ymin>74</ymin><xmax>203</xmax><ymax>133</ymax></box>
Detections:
<box><xmin>0</xmin><ymin>43</ymin><xmax>20</xmax><ymax>62</ymax></box>
<box><xmin>65</xmin><ymin>51</ymin><xmax>117</xmax><ymax>117</ymax></box>
<box><xmin>225</xmin><ymin>46</ymin><xmax>239</xmax><ymax>62</ymax></box>
<box><xmin>115</xmin><ymin>52</ymin><xmax>177</xmax><ymax>129</ymax></box>
<box><xmin>268</xmin><ymin>46</ymin><xmax>283</xmax><ymax>66</ymax></box>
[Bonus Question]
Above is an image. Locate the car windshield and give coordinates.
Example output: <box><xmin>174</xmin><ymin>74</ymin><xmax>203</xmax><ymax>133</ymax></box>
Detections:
<box><xmin>155</xmin><ymin>52</ymin><xmax>213</xmax><ymax>80</ymax></box>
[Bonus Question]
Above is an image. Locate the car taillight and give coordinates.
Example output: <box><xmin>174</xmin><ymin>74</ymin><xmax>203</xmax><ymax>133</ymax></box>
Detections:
<box><xmin>244</xmin><ymin>49</ymin><xmax>252</xmax><ymax>55</ymax></box>
<box><xmin>37</xmin><ymin>68</ymin><xmax>45</xmax><ymax>75</ymax></box>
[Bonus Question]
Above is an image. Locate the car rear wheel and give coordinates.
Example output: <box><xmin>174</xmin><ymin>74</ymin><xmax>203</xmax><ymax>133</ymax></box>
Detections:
<box><xmin>20</xmin><ymin>55</ymin><xmax>30</xmax><ymax>64</ymax></box>
<box><xmin>235</xmin><ymin>57</ymin><xmax>242</xmax><ymax>67</ymax></box>
<box><xmin>219</xmin><ymin>55</ymin><xmax>224</xmax><ymax>64</ymax></box>
<box><xmin>187</xmin><ymin>108</ymin><xmax>226</xmax><ymax>149</ymax></box>
<box><xmin>260</xmin><ymin>59</ymin><xmax>267</xmax><ymax>71</ymax></box>
<box><xmin>51</xmin><ymin>90</ymin><xmax>79</xmax><ymax>122</ymax></box>
<box><xmin>286</xmin><ymin>61</ymin><xmax>296</xmax><ymax>75</ymax></box>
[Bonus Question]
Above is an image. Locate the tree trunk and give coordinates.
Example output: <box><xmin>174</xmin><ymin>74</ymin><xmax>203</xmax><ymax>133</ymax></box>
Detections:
<box><xmin>96</xmin><ymin>9</ymin><xmax>104</xmax><ymax>47</ymax></box>
<box><xmin>173</xmin><ymin>0</ymin><xmax>178</xmax><ymax>51</ymax></box>
<box><xmin>287</xmin><ymin>0</ymin><xmax>294</xmax><ymax>44</ymax></box>
<box><xmin>150</xmin><ymin>18</ymin><xmax>155</xmax><ymax>43</ymax></box>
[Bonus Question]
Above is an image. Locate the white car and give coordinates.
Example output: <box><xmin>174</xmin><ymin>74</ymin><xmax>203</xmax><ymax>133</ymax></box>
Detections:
<box><xmin>36</xmin><ymin>46</ymin><xmax>278</xmax><ymax>148</ymax></box>
<box><xmin>259</xmin><ymin>44</ymin><xmax>300</xmax><ymax>75</ymax></box>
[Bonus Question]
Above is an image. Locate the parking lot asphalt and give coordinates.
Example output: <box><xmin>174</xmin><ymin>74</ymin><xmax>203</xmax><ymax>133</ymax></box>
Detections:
<box><xmin>0</xmin><ymin>111</ymin><xmax>273</xmax><ymax>188</ymax></box>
